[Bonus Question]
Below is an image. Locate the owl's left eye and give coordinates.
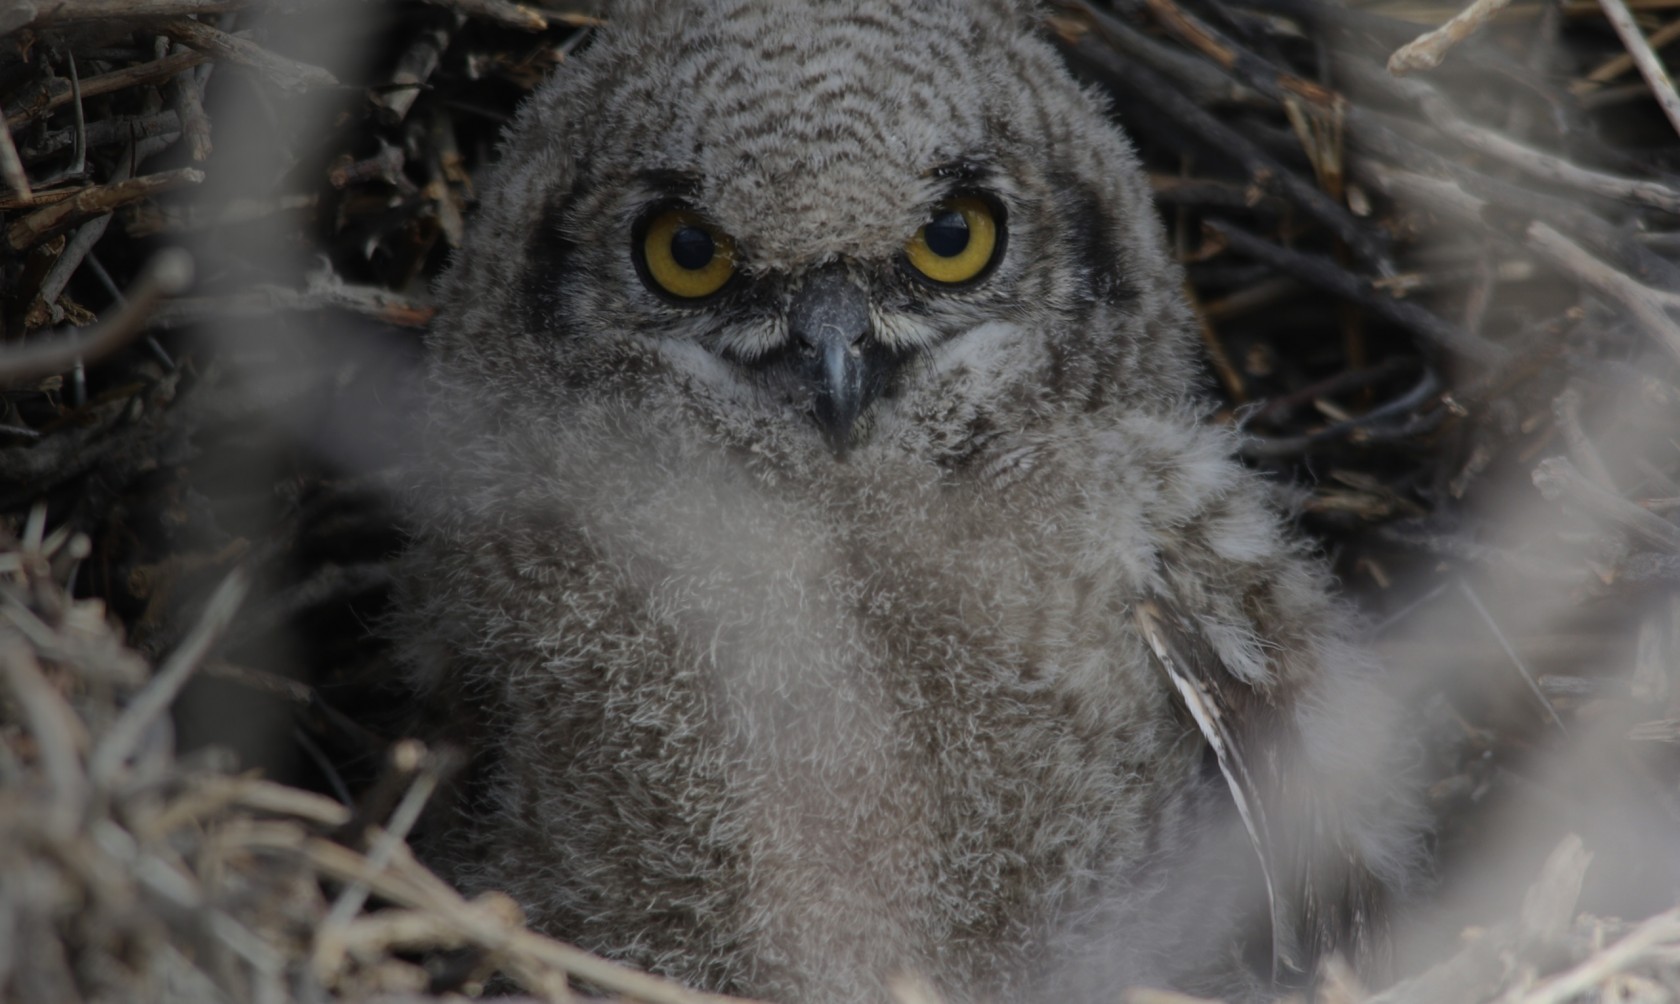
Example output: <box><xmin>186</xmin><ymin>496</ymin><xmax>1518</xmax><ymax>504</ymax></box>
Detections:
<box><xmin>635</xmin><ymin>207</ymin><xmax>737</xmax><ymax>301</ymax></box>
<box><xmin>903</xmin><ymin>195</ymin><xmax>1004</xmax><ymax>286</ymax></box>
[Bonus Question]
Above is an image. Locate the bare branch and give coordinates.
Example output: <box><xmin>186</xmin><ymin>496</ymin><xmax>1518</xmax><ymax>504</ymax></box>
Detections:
<box><xmin>158</xmin><ymin>17</ymin><xmax>339</xmax><ymax>92</ymax></box>
<box><xmin>5</xmin><ymin>167</ymin><xmax>203</xmax><ymax>250</ymax></box>
<box><xmin>14</xmin><ymin>0</ymin><xmax>252</xmax><ymax>25</ymax></box>
<box><xmin>1388</xmin><ymin>0</ymin><xmax>1515</xmax><ymax>76</ymax></box>
<box><xmin>1596</xmin><ymin>0</ymin><xmax>1680</xmax><ymax>140</ymax></box>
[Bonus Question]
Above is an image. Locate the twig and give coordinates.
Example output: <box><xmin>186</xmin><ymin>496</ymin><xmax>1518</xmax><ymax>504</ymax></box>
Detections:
<box><xmin>123</xmin><ymin>192</ymin><xmax>318</xmax><ymax>237</ymax></box>
<box><xmin>1553</xmin><ymin>386</ymin><xmax>1616</xmax><ymax>491</ymax></box>
<box><xmin>148</xmin><ymin>273</ymin><xmax>434</xmax><ymax>330</ymax></box>
<box><xmin>1514</xmin><ymin>907</ymin><xmax>1680</xmax><ymax>1004</ymax></box>
<box><xmin>5</xmin><ymin>167</ymin><xmax>204</xmax><ymax>250</ymax></box>
<box><xmin>1458</xmin><ymin>579</ymin><xmax>1568</xmax><ymax>734</ymax></box>
<box><xmin>1528</xmin><ymin>220</ymin><xmax>1680</xmax><ymax>362</ymax></box>
<box><xmin>32</xmin><ymin>215</ymin><xmax>116</xmax><ymax>327</ymax></box>
<box><xmin>1131</xmin><ymin>0</ymin><xmax>1340</xmax><ymax>108</ymax></box>
<box><xmin>1199</xmin><ymin>276</ymin><xmax>1300</xmax><ymax>321</ymax></box>
<box><xmin>313</xmin><ymin>741</ymin><xmax>444</xmax><ymax>982</ymax></box>
<box><xmin>1058</xmin><ymin>26</ymin><xmax>1394</xmax><ymax>273</ymax></box>
<box><xmin>1184</xmin><ymin>283</ymin><xmax>1247</xmax><ymax>401</ymax></box>
<box><xmin>4</xmin><ymin>50</ymin><xmax>209</xmax><ymax>129</ymax></box>
<box><xmin>146</xmin><ymin>772</ymin><xmax>347</xmax><ymax>840</ymax></box>
<box><xmin>89</xmin><ymin>567</ymin><xmax>248</xmax><ymax>785</ymax></box>
<box><xmin>0</xmin><ymin>188</ymin><xmax>79</xmax><ymax>211</ymax></box>
<box><xmin>28</xmin><ymin>132</ymin><xmax>173</xmax><ymax>328</ymax></box>
<box><xmin>49</xmin><ymin>51</ymin><xmax>89</xmax><ymax>188</ymax></box>
<box><xmin>171</xmin><ymin>54</ymin><xmax>214</xmax><ymax>162</ymax></box>
<box><xmin>21</xmin><ymin>110</ymin><xmax>182</xmax><ymax>161</ymax></box>
<box><xmin>372</xmin><ymin>15</ymin><xmax>456</xmax><ymax>123</ymax></box>
<box><xmin>1517</xmin><ymin>835</ymin><xmax>1591</xmax><ymax>944</ymax></box>
<box><xmin>1534</xmin><ymin>455</ymin><xmax>1680</xmax><ymax>553</ymax></box>
<box><xmin>1417</xmin><ymin>94</ymin><xmax>1680</xmax><ymax>215</ymax></box>
<box><xmin>1358</xmin><ymin>55</ymin><xmax>1680</xmax><ymax>216</ymax></box>
<box><xmin>1576</xmin><ymin>14</ymin><xmax>1680</xmax><ymax>90</ymax></box>
<box><xmin>1388</xmin><ymin>0</ymin><xmax>1515</xmax><ymax>75</ymax></box>
<box><xmin>1052</xmin><ymin>4</ymin><xmax>1250</xmax><ymax>109</ymax></box>
<box><xmin>15</xmin><ymin>0</ymin><xmax>252</xmax><ymax>24</ymax></box>
<box><xmin>1150</xmin><ymin>175</ymin><xmax>1289</xmax><ymax>216</ymax></box>
<box><xmin>421</xmin><ymin>0</ymin><xmax>548</xmax><ymax>30</ymax></box>
<box><xmin>1204</xmin><ymin>220</ymin><xmax>1506</xmax><ymax>365</ymax></box>
<box><xmin>0</xmin><ymin>249</ymin><xmax>194</xmax><ymax>382</ymax></box>
<box><xmin>253</xmin><ymin>828</ymin><xmax>770</xmax><ymax>1004</ymax></box>
<box><xmin>1596</xmin><ymin>0</ymin><xmax>1680</xmax><ymax>139</ymax></box>
<box><xmin>158</xmin><ymin>17</ymin><xmax>339</xmax><ymax>92</ymax></box>
<box><xmin>1239</xmin><ymin>371</ymin><xmax>1447</xmax><ymax>457</ymax></box>
<box><xmin>0</xmin><ymin>119</ymin><xmax>30</xmax><ymax>200</ymax></box>
<box><xmin>1244</xmin><ymin>357</ymin><xmax>1418</xmax><ymax>427</ymax></box>
<box><xmin>329</xmin><ymin>144</ymin><xmax>407</xmax><ymax>190</ymax></box>
<box><xmin>418</xmin><ymin>0</ymin><xmax>604</xmax><ymax>28</ymax></box>
<box><xmin>0</xmin><ymin>636</ymin><xmax>90</xmax><ymax>834</ymax></box>
<box><xmin>1356</xmin><ymin>164</ymin><xmax>1680</xmax><ymax>364</ymax></box>
<box><xmin>1345</xmin><ymin>100</ymin><xmax>1680</xmax><ymax>289</ymax></box>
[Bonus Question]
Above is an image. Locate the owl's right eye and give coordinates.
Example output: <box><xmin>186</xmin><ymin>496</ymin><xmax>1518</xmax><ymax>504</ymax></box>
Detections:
<box><xmin>635</xmin><ymin>207</ymin><xmax>737</xmax><ymax>301</ymax></box>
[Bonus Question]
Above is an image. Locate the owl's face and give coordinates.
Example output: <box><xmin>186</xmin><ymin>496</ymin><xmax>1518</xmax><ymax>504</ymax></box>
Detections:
<box><xmin>432</xmin><ymin>0</ymin><xmax>1198</xmax><ymax>470</ymax></box>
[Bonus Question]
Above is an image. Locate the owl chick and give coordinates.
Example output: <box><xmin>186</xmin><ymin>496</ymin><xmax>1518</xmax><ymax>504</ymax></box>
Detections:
<box><xmin>391</xmin><ymin>1</ymin><xmax>1420</xmax><ymax>1001</ymax></box>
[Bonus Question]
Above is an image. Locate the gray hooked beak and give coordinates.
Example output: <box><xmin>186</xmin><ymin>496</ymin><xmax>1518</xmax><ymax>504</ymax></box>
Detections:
<box><xmin>788</xmin><ymin>268</ymin><xmax>885</xmax><ymax>455</ymax></box>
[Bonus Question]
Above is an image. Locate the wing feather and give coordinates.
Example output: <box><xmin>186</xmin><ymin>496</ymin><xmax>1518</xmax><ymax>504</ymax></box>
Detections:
<box><xmin>1135</xmin><ymin>598</ymin><xmax>1298</xmax><ymax>980</ymax></box>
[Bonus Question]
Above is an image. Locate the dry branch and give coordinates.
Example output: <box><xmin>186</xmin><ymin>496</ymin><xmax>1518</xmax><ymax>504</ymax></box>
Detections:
<box><xmin>1056</xmin><ymin>14</ymin><xmax>1392</xmax><ymax>272</ymax></box>
<box><xmin>0</xmin><ymin>120</ymin><xmax>30</xmax><ymax>200</ymax></box>
<box><xmin>1410</xmin><ymin>91</ymin><xmax>1680</xmax><ymax>215</ymax></box>
<box><xmin>421</xmin><ymin>0</ymin><xmax>548</xmax><ymax>31</ymax></box>
<box><xmin>1534</xmin><ymin>455</ymin><xmax>1680</xmax><ymax>554</ymax></box>
<box><xmin>158</xmin><ymin>17</ymin><xmax>339</xmax><ymax>92</ymax></box>
<box><xmin>148</xmin><ymin>273</ymin><xmax>435</xmax><ymax>329</ymax></box>
<box><xmin>1596</xmin><ymin>0</ymin><xmax>1680</xmax><ymax>138</ymax></box>
<box><xmin>21</xmin><ymin>110</ymin><xmax>183</xmax><ymax>162</ymax></box>
<box><xmin>1136</xmin><ymin>0</ymin><xmax>1339</xmax><ymax>108</ymax></box>
<box><xmin>0</xmin><ymin>248</ymin><xmax>193</xmax><ymax>381</ymax></box>
<box><xmin>5</xmin><ymin>167</ymin><xmax>203</xmax><ymax>250</ymax></box>
<box><xmin>1388</xmin><ymin>0</ymin><xmax>1516</xmax><ymax>75</ymax></box>
<box><xmin>4</xmin><ymin>49</ymin><xmax>210</xmax><ymax>129</ymax></box>
<box><xmin>1205</xmin><ymin>219</ymin><xmax>1506</xmax><ymax>364</ymax></box>
<box><xmin>11</xmin><ymin>0</ymin><xmax>253</xmax><ymax>25</ymax></box>
<box><xmin>1515</xmin><ymin>908</ymin><xmax>1680</xmax><ymax>1004</ymax></box>
<box><xmin>1576</xmin><ymin>15</ymin><xmax>1680</xmax><ymax>89</ymax></box>
<box><xmin>1357</xmin><ymin>164</ymin><xmax>1680</xmax><ymax>365</ymax></box>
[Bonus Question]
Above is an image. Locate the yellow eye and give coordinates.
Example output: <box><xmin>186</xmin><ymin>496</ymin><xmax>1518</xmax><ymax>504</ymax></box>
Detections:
<box><xmin>638</xmin><ymin>208</ymin><xmax>737</xmax><ymax>300</ymax></box>
<box><xmin>904</xmin><ymin>195</ymin><xmax>1001</xmax><ymax>286</ymax></box>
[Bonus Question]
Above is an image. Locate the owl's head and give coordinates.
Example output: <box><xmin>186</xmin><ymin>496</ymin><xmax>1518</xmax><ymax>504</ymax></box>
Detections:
<box><xmin>430</xmin><ymin>0</ymin><xmax>1200</xmax><ymax>470</ymax></box>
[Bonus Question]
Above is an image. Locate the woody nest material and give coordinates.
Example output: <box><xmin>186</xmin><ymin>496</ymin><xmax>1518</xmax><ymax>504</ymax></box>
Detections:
<box><xmin>2</xmin><ymin>1</ymin><xmax>1680</xmax><ymax>1002</ymax></box>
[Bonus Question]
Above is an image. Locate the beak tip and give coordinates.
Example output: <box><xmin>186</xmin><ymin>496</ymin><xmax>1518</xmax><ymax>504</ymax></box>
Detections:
<box><xmin>815</xmin><ymin>397</ymin><xmax>861</xmax><ymax>457</ymax></box>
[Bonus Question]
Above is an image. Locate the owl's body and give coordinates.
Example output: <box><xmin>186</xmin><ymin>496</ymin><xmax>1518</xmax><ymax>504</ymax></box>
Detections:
<box><xmin>394</xmin><ymin>2</ymin><xmax>1418</xmax><ymax>1000</ymax></box>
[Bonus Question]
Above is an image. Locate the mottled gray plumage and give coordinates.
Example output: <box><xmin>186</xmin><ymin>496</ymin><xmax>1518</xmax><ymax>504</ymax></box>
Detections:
<box><xmin>391</xmin><ymin>2</ymin><xmax>1420</xmax><ymax>1000</ymax></box>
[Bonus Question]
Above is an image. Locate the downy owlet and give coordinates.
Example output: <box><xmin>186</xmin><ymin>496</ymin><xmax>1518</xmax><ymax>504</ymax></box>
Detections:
<box><xmin>391</xmin><ymin>1</ymin><xmax>1422</xmax><ymax>1001</ymax></box>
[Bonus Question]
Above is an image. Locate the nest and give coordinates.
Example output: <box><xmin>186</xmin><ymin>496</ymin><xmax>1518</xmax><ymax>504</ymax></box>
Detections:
<box><xmin>2</xmin><ymin>0</ymin><xmax>1680</xmax><ymax>1001</ymax></box>
<box><xmin>0</xmin><ymin>533</ymin><xmax>773</xmax><ymax>1001</ymax></box>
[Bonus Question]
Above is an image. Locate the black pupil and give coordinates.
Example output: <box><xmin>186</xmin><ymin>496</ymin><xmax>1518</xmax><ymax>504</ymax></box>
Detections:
<box><xmin>923</xmin><ymin>209</ymin><xmax>970</xmax><ymax>258</ymax></box>
<box><xmin>670</xmin><ymin>226</ymin><xmax>715</xmax><ymax>270</ymax></box>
